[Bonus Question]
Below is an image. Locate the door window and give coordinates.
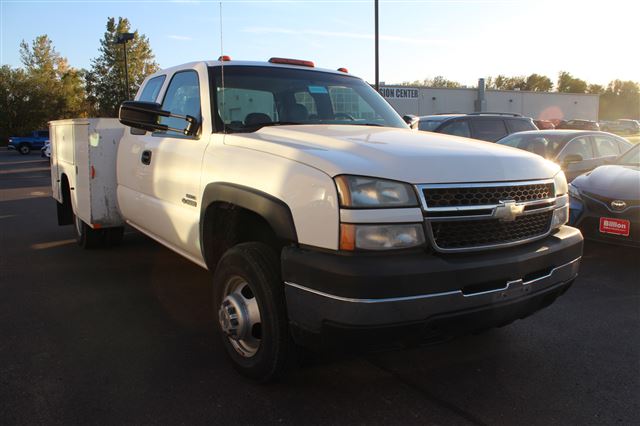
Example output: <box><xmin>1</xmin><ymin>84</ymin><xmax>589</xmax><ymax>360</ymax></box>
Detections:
<box><xmin>593</xmin><ymin>135</ymin><xmax>621</xmax><ymax>157</ymax></box>
<box><xmin>507</xmin><ymin>119</ymin><xmax>535</xmax><ymax>133</ymax></box>
<box><xmin>439</xmin><ymin>120</ymin><xmax>471</xmax><ymax>138</ymax></box>
<box><xmin>159</xmin><ymin>71</ymin><xmax>201</xmax><ymax>136</ymax></box>
<box><xmin>471</xmin><ymin>119</ymin><xmax>508</xmax><ymax>141</ymax></box>
<box><xmin>558</xmin><ymin>137</ymin><xmax>594</xmax><ymax>161</ymax></box>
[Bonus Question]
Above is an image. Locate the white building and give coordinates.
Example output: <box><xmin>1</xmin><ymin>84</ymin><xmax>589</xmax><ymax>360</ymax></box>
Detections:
<box><xmin>379</xmin><ymin>85</ymin><xmax>600</xmax><ymax>121</ymax></box>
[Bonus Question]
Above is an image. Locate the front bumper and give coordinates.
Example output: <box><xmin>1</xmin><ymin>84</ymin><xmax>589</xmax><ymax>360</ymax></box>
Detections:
<box><xmin>282</xmin><ymin>226</ymin><xmax>583</xmax><ymax>347</ymax></box>
<box><xmin>570</xmin><ymin>194</ymin><xmax>640</xmax><ymax>247</ymax></box>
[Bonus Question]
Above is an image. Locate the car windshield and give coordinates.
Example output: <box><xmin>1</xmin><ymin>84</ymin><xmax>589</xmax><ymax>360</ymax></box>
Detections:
<box><xmin>209</xmin><ymin>66</ymin><xmax>407</xmax><ymax>133</ymax></box>
<box><xmin>617</xmin><ymin>145</ymin><xmax>640</xmax><ymax>166</ymax></box>
<box><xmin>497</xmin><ymin>133</ymin><xmax>569</xmax><ymax>158</ymax></box>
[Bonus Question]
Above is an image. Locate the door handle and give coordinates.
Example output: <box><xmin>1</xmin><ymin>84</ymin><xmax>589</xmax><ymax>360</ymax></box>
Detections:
<box><xmin>141</xmin><ymin>150</ymin><xmax>152</xmax><ymax>165</ymax></box>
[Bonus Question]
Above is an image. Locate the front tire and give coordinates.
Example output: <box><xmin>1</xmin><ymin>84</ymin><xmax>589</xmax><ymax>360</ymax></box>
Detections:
<box><xmin>18</xmin><ymin>144</ymin><xmax>31</xmax><ymax>155</ymax></box>
<box><xmin>213</xmin><ymin>242</ymin><xmax>294</xmax><ymax>382</ymax></box>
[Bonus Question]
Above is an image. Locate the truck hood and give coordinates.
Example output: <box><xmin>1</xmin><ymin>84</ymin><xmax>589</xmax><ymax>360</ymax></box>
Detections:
<box><xmin>224</xmin><ymin>125</ymin><xmax>560</xmax><ymax>183</ymax></box>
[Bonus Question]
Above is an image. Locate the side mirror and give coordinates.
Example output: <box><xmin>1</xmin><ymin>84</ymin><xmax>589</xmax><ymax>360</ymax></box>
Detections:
<box><xmin>562</xmin><ymin>154</ymin><xmax>583</xmax><ymax>167</ymax></box>
<box><xmin>119</xmin><ymin>101</ymin><xmax>199</xmax><ymax>136</ymax></box>
<box><xmin>403</xmin><ymin>114</ymin><xmax>419</xmax><ymax>130</ymax></box>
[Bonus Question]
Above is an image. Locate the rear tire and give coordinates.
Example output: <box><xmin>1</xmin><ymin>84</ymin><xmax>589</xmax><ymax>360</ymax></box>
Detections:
<box><xmin>18</xmin><ymin>144</ymin><xmax>30</xmax><ymax>155</ymax></box>
<box><xmin>213</xmin><ymin>242</ymin><xmax>294</xmax><ymax>382</ymax></box>
<box><xmin>104</xmin><ymin>227</ymin><xmax>124</xmax><ymax>247</ymax></box>
<box><xmin>75</xmin><ymin>215</ymin><xmax>104</xmax><ymax>249</ymax></box>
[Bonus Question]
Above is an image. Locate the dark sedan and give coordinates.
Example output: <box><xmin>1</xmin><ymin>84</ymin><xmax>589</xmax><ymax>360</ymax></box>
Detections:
<box><xmin>497</xmin><ymin>130</ymin><xmax>632</xmax><ymax>181</ymax></box>
<box><xmin>568</xmin><ymin>144</ymin><xmax>640</xmax><ymax>247</ymax></box>
<box><xmin>557</xmin><ymin>119</ymin><xmax>600</xmax><ymax>131</ymax></box>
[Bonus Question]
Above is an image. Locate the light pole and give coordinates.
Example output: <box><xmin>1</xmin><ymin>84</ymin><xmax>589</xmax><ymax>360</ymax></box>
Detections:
<box><xmin>116</xmin><ymin>32</ymin><xmax>135</xmax><ymax>100</ymax></box>
<box><xmin>374</xmin><ymin>0</ymin><xmax>379</xmax><ymax>92</ymax></box>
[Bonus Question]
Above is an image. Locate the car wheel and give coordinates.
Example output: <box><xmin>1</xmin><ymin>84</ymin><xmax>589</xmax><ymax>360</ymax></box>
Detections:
<box><xmin>213</xmin><ymin>242</ymin><xmax>294</xmax><ymax>382</ymax></box>
<box><xmin>74</xmin><ymin>215</ymin><xmax>104</xmax><ymax>249</ymax></box>
<box><xmin>18</xmin><ymin>144</ymin><xmax>30</xmax><ymax>155</ymax></box>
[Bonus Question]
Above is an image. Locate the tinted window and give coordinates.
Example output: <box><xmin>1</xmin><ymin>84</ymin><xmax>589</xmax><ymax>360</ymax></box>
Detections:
<box><xmin>471</xmin><ymin>119</ymin><xmax>508</xmax><ymax>141</ymax></box>
<box><xmin>507</xmin><ymin>119</ymin><xmax>536</xmax><ymax>133</ymax></box>
<box><xmin>559</xmin><ymin>137</ymin><xmax>594</xmax><ymax>161</ymax></box>
<box><xmin>139</xmin><ymin>75</ymin><xmax>166</xmax><ymax>102</ymax></box>
<box><xmin>159</xmin><ymin>71</ymin><xmax>201</xmax><ymax>136</ymax></box>
<box><xmin>36</xmin><ymin>130</ymin><xmax>49</xmax><ymax>138</ymax></box>
<box><xmin>593</xmin><ymin>135</ymin><xmax>620</xmax><ymax>156</ymax></box>
<box><xmin>419</xmin><ymin>119</ymin><xmax>445</xmax><ymax>131</ymax></box>
<box><xmin>439</xmin><ymin>120</ymin><xmax>471</xmax><ymax>138</ymax></box>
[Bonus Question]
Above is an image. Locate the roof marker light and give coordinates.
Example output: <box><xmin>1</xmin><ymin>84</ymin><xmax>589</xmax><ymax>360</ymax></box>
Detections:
<box><xmin>268</xmin><ymin>57</ymin><xmax>315</xmax><ymax>68</ymax></box>
<box><xmin>337</xmin><ymin>68</ymin><xmax>349</xmax><ymax>73</ymax></box>
<box><xmin>218</xmin><ymin>55</ymin><xmax>231</xmax><ymax>62</ymax></box>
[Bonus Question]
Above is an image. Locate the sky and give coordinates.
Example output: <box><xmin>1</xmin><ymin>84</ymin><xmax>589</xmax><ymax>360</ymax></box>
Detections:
<box><xmin>1</xmin><ymin>0</ymin><xmax>639</xmax><ymax>87</ymax></box>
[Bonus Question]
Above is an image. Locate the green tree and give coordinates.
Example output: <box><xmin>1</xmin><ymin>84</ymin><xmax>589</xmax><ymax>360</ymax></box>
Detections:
<box><xmin>0</xmin><ymin>35</ymin><xmax>87</xmax><ymax>144</ymax></box>
<box><xmin>557</xmin><ymin>71</ymin><xmax>587</xmax><ymax>93</ymax></box>
<box><xmin>587</xmin><ymin>84</ymin><xmax>605</xmax><ymax>94</ymax></box>
<box><xmin>600</xmin><ymin>80</ymin><xmax>640</xmax><ymax>120</ymax></box>
<box><xmin>86</xmin><ymin>17</ymin><xmax>159</xmax><ymax>116</ymax></box>
<box><xmin>524</xmin><ymin>74</ymin><xmax>553</xmax><ymax>92</ymax></box>
<box><xmin>487</xmin><ymin>75</ymin><xmax>526</xmax><ymax>90</ymax></box>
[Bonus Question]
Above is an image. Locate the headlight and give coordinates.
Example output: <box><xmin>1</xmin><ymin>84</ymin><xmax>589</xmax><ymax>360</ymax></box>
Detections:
<box><xmin>551</xmin><ymin>194</ymin><xmax>569</xmax><ymax>229</ymax></box>
<box><xmin>553</xmin><ymin>171</ymin><xmax>568</xmax><ymax>196</ymax></box>
<box><xmin>340</xmin><ymin>223</ymin><xmax>425</xmax><ymax>251</ymax></box>
<box><xmin>335</xmin><ymin>175</ymin><xmax>418</xmax><ymax>208</ymax></box>
<box><xmin>568</xmin><ymin>183</ymin><xmax>582</xmax><ymax>201</ymax></box>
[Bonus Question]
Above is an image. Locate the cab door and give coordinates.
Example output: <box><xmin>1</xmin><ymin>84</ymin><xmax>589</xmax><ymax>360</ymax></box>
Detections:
<box><xmin>135</xmin><ymin>69</ymin><xmax>209</xmax><ymax>259</ymax></box>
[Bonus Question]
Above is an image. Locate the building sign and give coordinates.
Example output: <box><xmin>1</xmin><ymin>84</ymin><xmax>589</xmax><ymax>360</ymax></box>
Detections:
<box><xmin>379</xmin><ymin>87</ymin><xmax>419</xmax><ymax>99</ymax></box>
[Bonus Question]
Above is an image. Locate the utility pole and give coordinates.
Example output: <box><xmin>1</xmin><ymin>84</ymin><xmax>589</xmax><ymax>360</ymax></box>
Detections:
<box><xmin>374</xmin><ymin>0</ymin><xmax>379</xmax><ymax>92</ymax></box>
<box><xmin>116</xmin><ymin>32</ymin><xmax>135</xmax><ymax>100</ymax></box>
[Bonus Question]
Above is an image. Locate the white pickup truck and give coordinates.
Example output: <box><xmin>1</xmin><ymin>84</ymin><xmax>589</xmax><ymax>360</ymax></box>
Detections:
<box><xmin>50</xmin><ymin>57</ymin><xmax>583</xmax><ymax>381</ymax></box>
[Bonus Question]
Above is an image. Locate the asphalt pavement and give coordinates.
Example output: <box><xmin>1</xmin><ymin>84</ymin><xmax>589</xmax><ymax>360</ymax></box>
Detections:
<box><xmin>1</xmin><ymin>149</ymin><xmax>638</xmax><ymax>425</ymax></box>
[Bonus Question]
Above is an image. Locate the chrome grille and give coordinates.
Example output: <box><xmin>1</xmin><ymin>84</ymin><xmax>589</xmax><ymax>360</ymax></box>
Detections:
<box><xmin>423</xmin><ymin>183</ymin><xmax>554</xmax><ymax>208</ymax></box>
<box><xmin>430</xmin><ymin>211</ymin><xmax>553</xmax><ymax>249</ymax></box>
<box><xmin>418</xmin><ymin>180</ymin><xmax>557</xmax><ymax>252</ymax></box>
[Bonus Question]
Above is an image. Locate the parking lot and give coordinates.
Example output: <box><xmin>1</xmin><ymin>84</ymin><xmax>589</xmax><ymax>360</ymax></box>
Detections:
<box><xmin>1</xmin><ymin>149</ymin><xmax>638</xmax><ymax>425</ymax></box>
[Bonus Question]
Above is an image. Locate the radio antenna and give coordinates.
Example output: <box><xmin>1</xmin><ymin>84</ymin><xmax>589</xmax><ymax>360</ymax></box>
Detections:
<box><xmin>219</xmin><ymin>1</ymin><xmax>226</xmax><ymax>134</ymax></box>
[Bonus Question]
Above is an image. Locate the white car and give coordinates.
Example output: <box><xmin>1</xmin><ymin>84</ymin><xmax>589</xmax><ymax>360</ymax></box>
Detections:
<box><xmin>41</xmin><ymin>140</ymin><xmax>51</xmax><ymax>158</ymax></box>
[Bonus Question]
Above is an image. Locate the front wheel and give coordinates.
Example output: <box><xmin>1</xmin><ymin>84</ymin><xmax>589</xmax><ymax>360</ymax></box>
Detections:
<box><xmin>18</xmin><ymin>144</ymin><xmax>31</xmax><ymax>155</ymax></box>
<box><xmin>213</xmin><ymin>242</ymin><xmax>294</xmax><ymax>382</ymax></box>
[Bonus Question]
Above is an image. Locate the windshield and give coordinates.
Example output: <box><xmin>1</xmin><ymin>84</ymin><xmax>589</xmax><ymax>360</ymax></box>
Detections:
<box><xmin>497</xmin><ymin>133</ymin><xmax>569</xmax><ymax>159</ymax></box>
<box><xmin>617</xmin><ymin>144</ymin><xmax>640</xmax><ymax>166</ymax></box>
<box><xmin>209</xmin><ymin>66</ymin><xmax>407</xmax><ymax>133</ymax></box>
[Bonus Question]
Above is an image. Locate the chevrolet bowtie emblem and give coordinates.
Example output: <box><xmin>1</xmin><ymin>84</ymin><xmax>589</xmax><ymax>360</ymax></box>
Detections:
<box><xmin>494</xmin><ymin>201</ymin><xmax>524</xmax><ymax>222</ymax></box>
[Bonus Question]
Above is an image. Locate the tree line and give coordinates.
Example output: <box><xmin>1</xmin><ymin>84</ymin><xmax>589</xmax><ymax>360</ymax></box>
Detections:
<box><xmin>1</xmin><ymin>17</ymin><xmax>158</xmax><ymax>144</ymax></box>
<box><xmin>400</xmin><ymin>72</ymin><xmax>640</xmax><ymax>120</ymax></box>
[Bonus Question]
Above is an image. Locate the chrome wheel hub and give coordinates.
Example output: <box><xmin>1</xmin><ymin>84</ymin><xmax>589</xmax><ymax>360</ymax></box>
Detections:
<box><xmin>218</xmin><ymin>276</ymin><xmax>262</xmax><ymax>358</ymax></box>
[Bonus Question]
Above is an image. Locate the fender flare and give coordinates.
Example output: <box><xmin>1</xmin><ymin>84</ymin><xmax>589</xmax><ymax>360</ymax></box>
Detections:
<box><xmin>199</xmin><ymin>182</ymin><xmax>298</xmax><ymax>255</ymax></box>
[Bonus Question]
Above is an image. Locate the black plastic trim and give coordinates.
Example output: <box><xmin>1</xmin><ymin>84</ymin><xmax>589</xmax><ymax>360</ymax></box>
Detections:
<box><xmin>199</xmin><ymin>182</ymin><xmax>298</xmax><ymax>258</ymax></box>
<box><xmin>282</xmin><ymin>225</ymin><xmax>583</xmax><ymax>299</ymax></box>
